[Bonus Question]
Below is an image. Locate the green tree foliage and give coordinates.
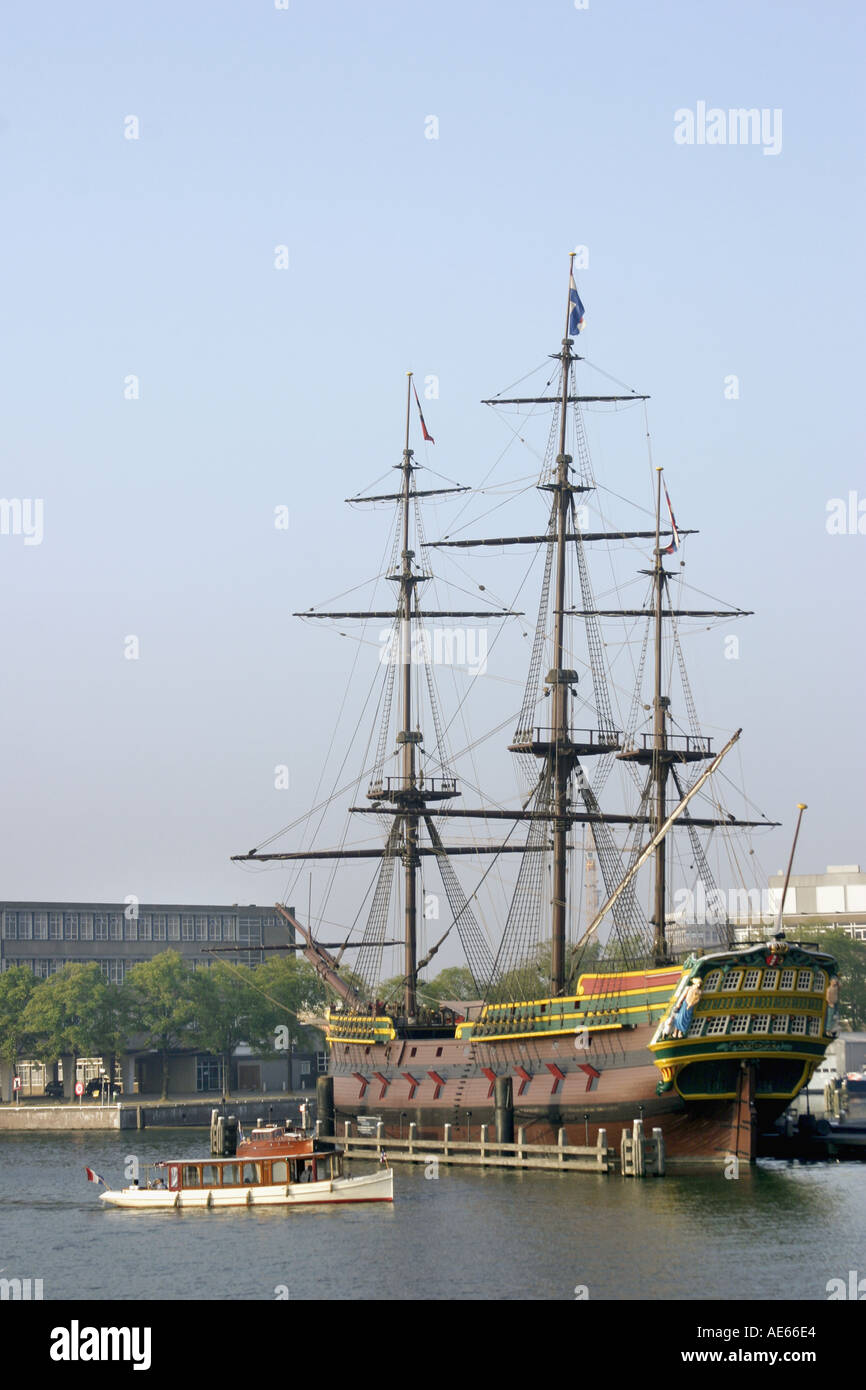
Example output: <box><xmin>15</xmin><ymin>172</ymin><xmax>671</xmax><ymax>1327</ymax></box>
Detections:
<box><xmin>803</xmin><ymin>926</ymin><xmax>866</xmax><ymax>1030</ymax></box>
<box><xmin>0</xmin><ymin>965</ymin><xmax>37</xmax><ymax>1074</ymax></box>
<box><xmin>22</xmin><ymin>964</ymin><xmax>115</xmax><ymax>1070</ymax></box>
<box><xmin>251</xmin><ymin>957</ymin><xmax>326</xmax><ymax>1056</ymax></box>
<box><xmin>124</xmin><ymin>951</ymin><xmax>197</xmax><ymax>1099</ymax></box>
<box><xmin>422</xmin><ymin>966</ymin><xmax>479</xmax><ymax>1002</ymax></box>
<box><xmin>191</xmin><ymin>962</ymin><xmax>263</xmax><ymax>1097</ymax></box>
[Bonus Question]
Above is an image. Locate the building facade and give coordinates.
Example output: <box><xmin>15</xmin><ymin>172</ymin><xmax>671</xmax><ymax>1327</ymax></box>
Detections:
<box><xmin>0</xmin><ymin>901</ymin><xmax>296</xmax><ymax>980</ymax></box>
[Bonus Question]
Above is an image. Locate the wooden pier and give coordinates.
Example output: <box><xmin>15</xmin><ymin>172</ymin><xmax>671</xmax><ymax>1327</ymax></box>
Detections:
<box><xmin>316</xmin><ymin>1118</ymin><xmax>665</xmax><ymax>1177</ymax></box>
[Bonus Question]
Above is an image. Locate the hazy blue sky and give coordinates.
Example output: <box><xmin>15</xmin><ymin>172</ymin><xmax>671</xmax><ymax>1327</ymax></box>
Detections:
<box><xmin>1</xmin><ymin>1</ymin><xmax>863</xmax><ymax>956</ymax></box>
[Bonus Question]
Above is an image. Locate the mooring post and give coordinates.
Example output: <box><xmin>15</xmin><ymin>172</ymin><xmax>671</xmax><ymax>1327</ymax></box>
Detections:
<box><xmin>316</xmin><ymin>1075</ymin><xmax>334</xmax><ymax>1141</ymax></box>
<box><xmin>479</xmin><ymin>1123</ymin><xmax>488</xmax><ymax>1162</ymax></box>
<box><xmin>408</xmin><ymin>1121</ymin><xmax>417</xmax><ymax>1157</ymax></box>
<box><xmin>652</xmin><ymin>1126</ymin><xmax>665</xmax><ymax>1176</ymax></box>
<box><xmin>443</xmin><ymin>1122</ymin><xmax>451</xmax><ymax>1157</ymax></box>
<box><xmin>633</xmin><ymin>1118</ymin><xmax>645</xmax><ymax>1177</ymax></box>
<box><xmin>597</xmin><ymin>1128</ymin><xmax>607</xmax><ymax>1172</ymax></box>
<box><xmin>376</xmin><ymin>1120</ymin><xmax>384</xmax><ymax>1155</ymax></box>
<box><xmin>620</xmin><ymin>1128</ymin><xmax>632</xmax><ymax>1176</ymax></box>
<box><xmin>517</xmin><ymin>1125</ymin><xmax>526</xmax><ymax>1164</ymax></box>
<box><xmin>557</xmin><ymin>1127</ymin><xmax>566</xmax><ymax>1166</ymax></box>
<box><xmin>494</xmin><ymin>1075</ymin><xmax>514</xmax><ymax>1144</ymax></box>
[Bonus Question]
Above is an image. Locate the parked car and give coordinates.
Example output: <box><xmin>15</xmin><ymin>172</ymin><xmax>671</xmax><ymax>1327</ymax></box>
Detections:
<box><xmin>43</xmin><ymin>1080</ymin><xmax>64</xmax><ymax>1099</ymax></box>
<box><xmin>84</xmin><ymin>1077</ymin><xmax>122</xmax><ymax>1097</ymax></box>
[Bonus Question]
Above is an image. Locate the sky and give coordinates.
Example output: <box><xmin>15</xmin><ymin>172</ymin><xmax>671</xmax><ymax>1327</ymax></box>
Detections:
<box><xmin>1</xmin><ymin>1</ymin><xmax>864</xmax><ymax>957</ymax></box>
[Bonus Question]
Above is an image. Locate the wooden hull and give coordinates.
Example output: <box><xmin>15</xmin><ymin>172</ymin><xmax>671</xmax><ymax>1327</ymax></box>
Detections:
<box><xmin>328</xmin><ymin>943</ymin><xmax>835</xmax><ymax>1161</ymax></box>
<box><xmin>330</xmin><ymin>1025</ymin><xmax>778</xmax><ymax>1162</ymax></box>
<box><xmin>99</xmin><ymin>1169</ymin><xmax>393</xmax><ymax>1208</ymax></box>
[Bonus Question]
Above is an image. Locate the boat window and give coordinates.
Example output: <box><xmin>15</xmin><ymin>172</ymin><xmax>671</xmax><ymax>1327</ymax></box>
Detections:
<box><xmin>729</xmin><ymin>1015</ymin><xmax>750</xmax><ymax>1034</ymax></box>
<box><xmin>242</xmin><ymin>1163</ymin><xmax>261</xmax><ymax>1184</ymax></box>
<box><xmin>222</xmin><ymin>1164</ymin><xmax>240</xmax><ymax>1185</ymax></box>
<box><xmin>762</xmin><ymin>969</ymin><xmax>778</xmax><ymax>990</ymax></box>
<box><xmin>796</xmin><ymin>971</ymin><xmax>813</xmax><ymax>991</ymax></box>
<box><xmin>272</xmin><ymin>1161</ymin><xmax>288</xmax><ymax>1183</ymax></box>
<box><xmin>182</xmin><ymin>1166</ymin><xmax>201</xmax><ymax>1187</ymax></box>
<box><xmin>813</xmin><ymin>971</ymin><xmax>826</xmax><ymax>992</ymax></box>
<box><xmin>705</xmin><ymin>1016</ymin><xmax>728</xmax><ymax>1035</ymax></box>
<box><xmin>702</xmin><ymin>971</ymin><xmax>722</xmax><ymax>993</ymax></box>
<box><xmin>201</xmin><ymin>1164</ymin><xmax>221</xmax><ymax>1186</ymax></box>
<box><xmin>751</xmin><ymin>1015</ymin><xmax>770</xmax><ymax>1034</ymax></box>
<box><xmin>808</xmin><ymin>1017</ymin><xmax>821</xmax><ymax>1036</ymax></box>
<box><xmin>721</xmin><ymin>972</ymin><xmax>742</xmax><ymax>992</ymax></box>
<box><xmin>687</xmin><ymin>1018</ymin><xmax>705</xmax><ymax>1037</ymax></box>
<box><xmin>742</xmin><ymin>969</ymin><xmax>761</xmax><ymax>990</ymax></box>
<box><xmin>771</xmin><ymin>1015</ymin><xmax>789</xmax><ymax>1034</ymax></box>
<box><xmin>779</xmin><ymin>969</ymin><xmax>795</xmax><ymax>991</ymax></box>
<box><xmin>790</xmin><ymin>1015</ymin><xmax>807</xmax><ymax>1034</ymax></box>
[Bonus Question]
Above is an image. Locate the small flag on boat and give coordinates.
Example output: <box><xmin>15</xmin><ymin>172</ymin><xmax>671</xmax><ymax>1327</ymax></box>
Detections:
<box><xmin>412</xmin><ymin>380</ymin><xmax>435</xmax><ymax>443</ymax></box>
<box><xmin>568</xmin><ymin>275</ymin><xmax>586</xmax><ymax>336</ymax></box>
<box><xmin>661</xmin><ymin>484</ymin><xmax>681</xmax><ymax>555</ymax></box>
<box><xmin>84</xmin><ymin>1166</ymin><xmax>107</xmax><ymax>1187</ymax></box>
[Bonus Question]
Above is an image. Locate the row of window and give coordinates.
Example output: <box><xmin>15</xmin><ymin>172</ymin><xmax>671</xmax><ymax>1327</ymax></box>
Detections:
<box><xmin>689</xmin><ymin>1013</ymin><xmax>823</xmax><ymax>1038</ymax></box>
<box><xmin>702</xmin><ymin>968</ymin><xmax>825</xmax><ymax>994</ymax></box>
<box><xmin>1</xmin><ymin>913</ymin><xmax>272</xmax><ymax>943</ymax></box>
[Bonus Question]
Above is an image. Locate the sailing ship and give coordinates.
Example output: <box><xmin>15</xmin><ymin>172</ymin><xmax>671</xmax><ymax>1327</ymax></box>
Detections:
<box><xmin>233</xmin><ymin>257</ymin><xmax>837</xmax><ymax>1162</ymax></box>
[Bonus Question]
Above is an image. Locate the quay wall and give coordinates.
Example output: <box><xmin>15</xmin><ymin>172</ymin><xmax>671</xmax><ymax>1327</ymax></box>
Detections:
<box><xmin>0</xmin><ymin>1095</ymin><xmax>308</xmax><ymax>1132</ymax></box>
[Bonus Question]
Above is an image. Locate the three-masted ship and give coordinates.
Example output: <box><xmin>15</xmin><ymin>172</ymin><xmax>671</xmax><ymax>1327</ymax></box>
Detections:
<box><xmin>234</xmin><ymin>258</ymin><xmax>837</xmax><ymax>1161</ymax></box>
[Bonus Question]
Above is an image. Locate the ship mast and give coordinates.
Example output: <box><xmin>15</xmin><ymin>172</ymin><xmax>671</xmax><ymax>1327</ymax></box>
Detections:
<box><xmin>651</xmin><ymin>467</ymin><xmax>669</xmax><ymax>963</ymax></box>
<box><xmin>550</xmin><ymin>254</ymin><xmax>578</xmax><ymax>993</ymax></box>
<box><xmin>398</xmin><ymin>375</ymin><xmax>421</xmax><ymax>1018</ymax></box>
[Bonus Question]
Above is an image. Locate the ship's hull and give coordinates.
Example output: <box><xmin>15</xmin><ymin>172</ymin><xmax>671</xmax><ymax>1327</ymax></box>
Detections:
<box><xmin>329</xmin><ymin>1024</ymin><xmax>766</xmax><ymax>1161</ymax></box>
<box><xmin>327</xmin><ymin>943</ymin><xmax>836</xmax><ymax>1162</ymax></box>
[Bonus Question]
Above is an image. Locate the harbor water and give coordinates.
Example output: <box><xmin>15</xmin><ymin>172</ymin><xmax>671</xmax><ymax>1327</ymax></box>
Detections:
<box><xmin>1</xmin><ymin>1130</ymin><xmax>864</xmax><ymax>1301</ymax></box>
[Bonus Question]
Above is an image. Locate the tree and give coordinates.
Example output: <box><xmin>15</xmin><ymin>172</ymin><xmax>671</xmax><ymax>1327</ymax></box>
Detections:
<box><xmin>801</xmin><ymin>926</ymin><xmax>866</xmax><ymax>1031</ymax></box>
<box><xmin>250</xmin><ymin>956</ymin><xmax>326</xmax><ymax>1062</ymax></box>
<box><xmin>191</xmin><ymin>962</ymin><xmax>261</xmax><ymax>1097</ymax></box>
<box><xmin>423</xmin><ymin>966</ymin><xmax>479</xmax><ymax>1003</ymax></box>
<box><xmin>124</xmin><ymin>951</ymin><xmax>197</xmax><ymax>1099</ymax></box>
<box><xmin>22</xmin><ymin>965</ymin><xmax>112</xmax><ymax>1081</ymax></box>
<box><xmin>0</xmin><ymin>966</ymin><xmax>37</xmax><ymax>1091</ymax></box>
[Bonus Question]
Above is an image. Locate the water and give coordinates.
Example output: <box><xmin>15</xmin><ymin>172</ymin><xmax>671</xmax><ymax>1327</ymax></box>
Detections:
<box><xmin>1</xmin><ymin>1130</ymin><xmax>864</xmax><ymax>1301</ymax></box>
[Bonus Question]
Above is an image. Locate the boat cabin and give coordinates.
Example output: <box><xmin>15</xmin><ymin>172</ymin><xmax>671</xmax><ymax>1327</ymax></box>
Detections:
<box><xmin>155</xmin><ymin>1151</ymin><xmax>343</xmax><ymax>1192</ymax></box>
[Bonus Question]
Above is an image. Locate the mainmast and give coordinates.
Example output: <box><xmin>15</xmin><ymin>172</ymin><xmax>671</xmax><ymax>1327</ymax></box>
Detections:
<box><xmin>549</xmin><ymin>255</ymin><xmax>579</xmax><ymax>993</ymax></box>
<box><xmin>397</xmin><ymin>375</ymin><xmax>421</xmax><ymax>1018</ymax></box>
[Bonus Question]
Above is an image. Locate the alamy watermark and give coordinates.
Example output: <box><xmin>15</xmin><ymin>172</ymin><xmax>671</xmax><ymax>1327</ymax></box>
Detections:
<box><xmin>671</xmin><ymin>882</ymin><xmax>787</xmax><ymax>925</ymax></box>
<box><xmin>0</xmin><ymin>498</ymin><xmax>43</xmax><ymax>545</ymax></box>
<box><xmin>379</xmin><ymin>627</ymin><xmax>487</xmax><ymax>676</ymax></box>
<box><xmin>674</xmin><ymin>103</ymin><xmax>782</xmax><ymax>156</ymax></box>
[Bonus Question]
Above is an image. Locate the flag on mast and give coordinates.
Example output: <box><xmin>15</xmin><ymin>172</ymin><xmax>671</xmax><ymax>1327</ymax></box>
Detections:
<box><xmin>412</xmin><ymin>380</ymin><xmax>435</xmax><ymax>443</ymax></box>
<box><xmin>84</xmin><ymin>1166</ymin><xmax>107</xmax><ymax>1187</ymax></box>
<box><xmin>568</xmin><ymin>275</ymin><xmax>586</xmax><ymax>335</ymax></box>
<box><xmin>661</xmin><ymin>484</ymin><xmax>681</xmax><ymax>555</ymax></box>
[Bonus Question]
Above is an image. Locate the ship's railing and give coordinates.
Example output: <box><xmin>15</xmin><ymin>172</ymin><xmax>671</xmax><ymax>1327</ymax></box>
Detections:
<box><xmin>366</xmin><ymin>776</ymin><xmax>459</xmax><ymax>799</ymax></box>
<box><xmin>511</xmin><ymin>726</ymin><xmax>621</xmax><ymax>747</ymax></box>
<box><xmin>620</xmin><ymin>732</ymin><xmax>712</xmax><ymax>756</ymax></box>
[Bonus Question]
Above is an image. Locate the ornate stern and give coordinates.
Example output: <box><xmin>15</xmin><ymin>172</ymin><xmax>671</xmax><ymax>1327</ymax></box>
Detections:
<box><xmin>648</xmin><ymin>941</ymin><xmax>837</xmax><ymax>1101</ymax></box>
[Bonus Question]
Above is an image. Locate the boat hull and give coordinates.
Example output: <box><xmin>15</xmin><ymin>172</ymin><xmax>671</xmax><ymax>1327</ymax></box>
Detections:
<box><xmin>99</xmin><ymin>1168</ymin><xmax>393</xmax><ymax>1209</ymax></box>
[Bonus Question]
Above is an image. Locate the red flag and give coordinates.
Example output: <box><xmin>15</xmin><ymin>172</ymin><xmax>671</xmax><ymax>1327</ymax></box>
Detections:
<box><xmin>412</xmin><ymin>381</ymin><xmax>435</xmax><ymax>443</ymax></box>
